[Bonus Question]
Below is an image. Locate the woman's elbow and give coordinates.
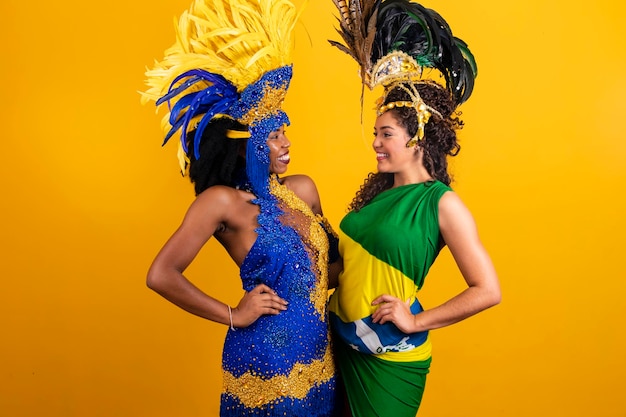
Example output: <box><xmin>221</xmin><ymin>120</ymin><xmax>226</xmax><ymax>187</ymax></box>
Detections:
<box><xmin>146</xmin><ymin>266</ymin><xmax>167</xmax><ymax>293</ymax></box>
<box><xmin>486</xmin><ymin>282</ymin><xmax>502</xmax><ymax>308</ymax></box>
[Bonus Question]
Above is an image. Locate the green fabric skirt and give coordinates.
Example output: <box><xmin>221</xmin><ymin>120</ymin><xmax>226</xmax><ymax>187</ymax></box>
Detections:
<box><xmin>334</xmin><ymin>338</ymin><xmax>431</xmax><ymax>417</ymax></box>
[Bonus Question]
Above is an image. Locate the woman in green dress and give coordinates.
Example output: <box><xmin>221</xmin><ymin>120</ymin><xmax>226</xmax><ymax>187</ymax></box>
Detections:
<box><xmin>327</xmin><ymin>1</ymin><xmax>501</xmax><ymax>415</ymax></box>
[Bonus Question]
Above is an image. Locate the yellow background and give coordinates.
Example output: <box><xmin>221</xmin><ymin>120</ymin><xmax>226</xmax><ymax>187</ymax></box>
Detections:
<box><xmin>2</xmin><ymin>0</ymin><xmax>625</xmax><ymax>416</ymax></box>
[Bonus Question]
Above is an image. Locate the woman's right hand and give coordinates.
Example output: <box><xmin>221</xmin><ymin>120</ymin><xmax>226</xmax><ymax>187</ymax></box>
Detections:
<box><xmin>231</xmin><ymin>284</ymin><xmax>288</xmax><ymax>328</ymax></box>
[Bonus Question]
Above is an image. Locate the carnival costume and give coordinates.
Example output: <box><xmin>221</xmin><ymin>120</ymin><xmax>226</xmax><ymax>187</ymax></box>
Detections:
<box><xmin>326</xmin><ymin>1</ymin><xmax>478</xmax><ymax>415</ymax></box>
<box><xmin>142</xmin><ymin>1</ymin><xmax>339</xmax><ymax>415</ymax></box>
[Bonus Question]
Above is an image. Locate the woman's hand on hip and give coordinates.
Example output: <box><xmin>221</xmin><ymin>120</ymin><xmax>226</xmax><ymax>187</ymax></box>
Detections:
<box><xmin>232</xmin><ymin>284</ymin><xmax>288</xmax><ymax>327</ymax></box>
<box><xmin>371</xmin><ymin>294</ymin><xmax>416</xmax><ymax>334</ymax></box>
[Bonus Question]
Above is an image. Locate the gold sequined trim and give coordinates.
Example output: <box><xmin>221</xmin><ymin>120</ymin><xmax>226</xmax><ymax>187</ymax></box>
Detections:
<box><xmin>269</xmin><ymin>175</ymin><xmax>330</xmax><ymax>317</ymax></box>
<box><xmin>318</xmin><ymin>216</ymin><xmax>338</xmax><ymax>240</ymax></box>
<box><xmin>238</xmin><ymin>85</ymin><xmax>289</xmax><ymax>126</ymax></box>
<box><xmin>222</xmin><ymin>343</ymin><xmax>335</xmax><ymax>408</ymax></box>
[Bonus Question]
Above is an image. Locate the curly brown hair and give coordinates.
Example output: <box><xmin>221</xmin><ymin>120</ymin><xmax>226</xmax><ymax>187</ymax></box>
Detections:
<box><xmin>347</xmin><ymin>81</ymin><xmax>463</xmax><ymax>212</ymax></box>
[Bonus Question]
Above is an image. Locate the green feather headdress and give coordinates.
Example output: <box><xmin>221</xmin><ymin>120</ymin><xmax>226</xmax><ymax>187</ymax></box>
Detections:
<box><xmin>329</xmin><ymin>0</ymin><xmax>477</xmax><ymax>107</ymax></box>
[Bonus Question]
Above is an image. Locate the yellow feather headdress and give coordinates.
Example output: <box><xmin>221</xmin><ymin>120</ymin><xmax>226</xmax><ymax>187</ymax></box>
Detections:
<box><xmin>142</xmin><ymin>0</ymin><xmax>304</xmax><ymax>196</ymax></box>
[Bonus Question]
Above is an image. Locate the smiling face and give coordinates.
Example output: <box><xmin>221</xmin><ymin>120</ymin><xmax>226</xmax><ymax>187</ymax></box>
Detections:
<box><xmin>267</xmin><ymin>125</ymin><xmax>291</xmax><ymax>175</ymax></box>
<box><xmin>373</xmin><ymin>111</ymin><xmax>420</xmax><ymax>176</ymax></box>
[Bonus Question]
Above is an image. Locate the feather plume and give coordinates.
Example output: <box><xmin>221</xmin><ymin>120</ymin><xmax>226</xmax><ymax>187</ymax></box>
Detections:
<box><xmin>328</xmin><ymin>0</ymin><xmax>382</xmax><ymax>82</ymax></box>
<box><xmin>329</xmin><ymin>0</ymin><xmax>477</xmax><ymax>106</ymax></box>
<box><xmin>141</xmin><ymin>0</ymin><xmax>302</xmax><ymax>125</ymax></box>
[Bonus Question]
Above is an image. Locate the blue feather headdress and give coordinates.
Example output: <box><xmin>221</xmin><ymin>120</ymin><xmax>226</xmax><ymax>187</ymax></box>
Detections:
<box><xmin>142</xmin><ymin>0</ymin><xmax>300</xmax><ymax>198</ymax></box>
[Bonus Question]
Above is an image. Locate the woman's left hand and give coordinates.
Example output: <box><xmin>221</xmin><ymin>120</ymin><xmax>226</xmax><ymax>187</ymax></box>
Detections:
<box><xmin>371</xmin><ymin>294</ymin><xmax>416</xmax><ymax>334</ymax></box>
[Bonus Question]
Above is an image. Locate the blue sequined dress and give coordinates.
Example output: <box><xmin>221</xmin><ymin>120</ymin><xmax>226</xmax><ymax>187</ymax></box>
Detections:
<box><xmin>219</xmin><ymin>176</ymin><xmax>338</xmax><ymax>417</ymax></box>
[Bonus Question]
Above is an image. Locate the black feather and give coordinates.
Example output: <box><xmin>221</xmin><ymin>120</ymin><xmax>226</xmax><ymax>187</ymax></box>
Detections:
<box><xmin>329</xmin><ymin>0</ymin><xmax>477</xmax><ymax>106</ymax></box>
<box><xmin>372</xmin><ymin>0</ymin><xmax>477</xmax><ymax>105</ymax></box>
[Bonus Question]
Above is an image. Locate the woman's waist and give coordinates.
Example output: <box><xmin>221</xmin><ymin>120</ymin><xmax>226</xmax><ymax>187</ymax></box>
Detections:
<box><xmin>329</xmin><ymin>280</ymin><xmax>418</xmax><ymax>323</ymax></box>
<box><xmin>223</xmin><ymin>333</ymin><xmax>334</xmax><ymax>376</ymax></box>
<box><xmin>329</xmin><ymin>298</ymin><xmax>428</xmax><ymax>358</ymax></box>
<box><xmin>230</xmin><ymin>310</ymin><xmax>329</xmax><ymax>340</ymax></box>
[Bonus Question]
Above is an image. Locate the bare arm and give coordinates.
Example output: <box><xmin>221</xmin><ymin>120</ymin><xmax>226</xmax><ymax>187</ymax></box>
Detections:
<box><xmin>372</xmin><ymin>191</ymin><xmax>501</xmax><ymax>333</ymax></box>
<box><xmin>282</xmin><ymin>174</ymin><xmax>323</xmax><ymax>215</ymax></box>
<box><xmin>146</xmin><ymin>187</ymin><xmax>287</xmax><ymax>328</ymax></box>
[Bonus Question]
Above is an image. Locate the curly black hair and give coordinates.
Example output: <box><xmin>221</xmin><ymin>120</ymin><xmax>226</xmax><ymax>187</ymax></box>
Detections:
<box><xmin>186</xmin><ymin>117</ymin><xmax>248</xmax><ymax>196</ymax></box>
<box><xmin>348</xmin><ymin>81</ymin><xmax>463</xmax><ymax>212</ymax></box>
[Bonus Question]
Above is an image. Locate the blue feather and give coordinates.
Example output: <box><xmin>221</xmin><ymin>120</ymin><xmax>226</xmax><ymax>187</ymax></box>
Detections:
<box><xmin>156</xmin><ymin>69</ymin><xmax>240</xmax><ymax>155</ymax></box>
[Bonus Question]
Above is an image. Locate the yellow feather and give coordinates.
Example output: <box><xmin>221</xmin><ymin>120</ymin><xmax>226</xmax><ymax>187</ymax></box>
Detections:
<box><xmin>142</xmin><ymin>0</ymin><xmax>302</xmax><ymax>138</ymax></box>
<box><xmin>246</xmin><ymin>46</ymin><xmax>280</xmax><ymax>69</ymax></box>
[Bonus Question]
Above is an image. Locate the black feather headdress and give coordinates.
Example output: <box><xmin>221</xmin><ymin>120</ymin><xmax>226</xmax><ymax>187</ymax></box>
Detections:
<box><xmin>329</xmin><ymin>0</ymin><xmax>477</xmax><ymax>107</ymax></box>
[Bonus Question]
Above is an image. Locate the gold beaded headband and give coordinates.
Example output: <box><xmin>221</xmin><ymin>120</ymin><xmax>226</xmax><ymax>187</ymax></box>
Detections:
<box><xmin>376</xmin><ymin>81</ymin><xmax>443</xmax><ymax>147</ymax></box>
<box><xmin>369</xmin><ymin>51</ymin><xmax>422</xmax><ymax>89</ymax></box>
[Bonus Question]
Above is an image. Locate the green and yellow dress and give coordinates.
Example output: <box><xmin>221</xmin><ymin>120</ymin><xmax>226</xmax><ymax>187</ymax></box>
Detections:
<box><xmin>328</xmin><ymin>180</ymin><xmax>451</xmax><ymax>417</ymax></box>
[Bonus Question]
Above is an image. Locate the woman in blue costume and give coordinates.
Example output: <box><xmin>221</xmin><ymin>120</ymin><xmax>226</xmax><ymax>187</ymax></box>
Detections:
<box><xmin>142</xmin><ymin>1</ymin><xmax>340</xmax><ymax>415</ymax></box>
<box><xmin>327</xmin><ymin>1</ymin><xmax>501</xmax><ymax>415</ymax></box>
